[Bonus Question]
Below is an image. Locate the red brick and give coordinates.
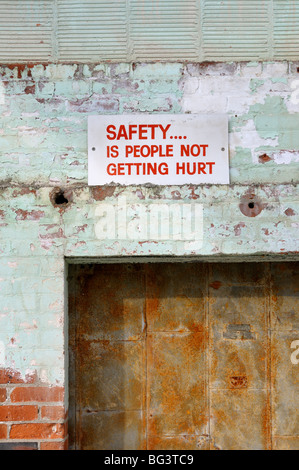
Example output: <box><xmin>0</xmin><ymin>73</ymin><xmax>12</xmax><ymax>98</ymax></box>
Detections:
<box><xmin>0</xmin><ymin>405</ymin><xmax>38</xmax><ymax>422</ymax></box>
<box><xmin>41</xmin><ymin>406</ymin><xmax>65</xmax><ymax>421</ymax></box>
<box><xmin>40</xmin><ymin>440</ymin><xmax>68</xmax><ymax>451</ymax></box>
<box><xmin>0</xmin><ymin>368</ymin><xmax>36</xmax><ymax>384</ymax></box>
<box><xmin>10</xmin><ymin>387</ymin><xmax>64</xmax><ymax>403</ymax></box>
<box><xmin>0</xmin><ymin>389</ymin><xmax>6</xmax><ymax>403</ymax></box>
<box><xmin>10</xmin><ymin>423</ymin><xmax>65</xmax><ymax>440</ymax></box>
<box><xmin>0</xmin><ymin>424</ymin><xmax>7</xmax><ymax>439</ymax></box>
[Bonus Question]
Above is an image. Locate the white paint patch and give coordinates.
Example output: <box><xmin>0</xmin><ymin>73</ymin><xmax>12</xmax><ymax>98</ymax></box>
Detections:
<box><xmin>40</xmin><ymin>369</ymin><xmax>49</xmax><ymax>383</ymax></box>
<box><xmin>291</xmin><ymin>340</ymin><xmax>299</xmax><ymax>365</ymax></box>
<box><xmin>230</xmin><ymin>120</ymin><xmax>279</xmax><ymax>164</ymax></box>
<box><xmin>184</xmin><ymin>240</ymin><xmax>203</xmax><ymax>251</ymax></box>
<box><xmin>290</xmin><ymin>79</ymin><xmax>299</xmax><ymax>105</ymax></box>
<box><xmin>273</xmin><ymin>151</ymin><xmax>299</xmax><ymax>165</ymax></box>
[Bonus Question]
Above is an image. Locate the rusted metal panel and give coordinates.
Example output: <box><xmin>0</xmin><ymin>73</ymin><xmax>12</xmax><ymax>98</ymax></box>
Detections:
<box><xmin>271</xmin><ymin>263</ymin><xmax>299</xmax><ymax>332</ymax></box>
<box><xmin>76</xmin><ymin>339</ymin><xmax>145</xmax><ymax>412</ymax></box>
<box><xmin>274</xmin><ymin>437</ymin><xmax>299</xmax><ymax>450</ymax></box>
<box><xmin>146</xmin><ymin>263</ymin><xmax>207</xmax><ymax>333</ymax></box>
<box><xmin>209</xmin><ymin>263</ymin><xmax>272</xmax><ymax>450</ymax></box>
<box><xmin>146</xmin><ymin>264</ymin><xmax>208</xmax><ymax>448</ymax></box>
<box><xmin>148</xmin><ymin>434</ymin><xmax>210</xmax><ymax>451</ymax></box>
<box><xmin>209</xmin><ymin>285</ymin><xmax>269</xmax><ymax>391</ymax></box>
<box><xmin>210</xmin><ymin>390</ymin><xmax>271</xmax><ymax>450</ymax></box>
<box><xmin>69</xmin><ymin>262</ymin><xmax>299</xmax><ymax>450</ymax></box>
<box><xmin>271</xmin><ymin>330</ymin><xmax>299</xmax><ymax>436</ymax></box>
<box><xmin>79</xmin><ymin>411</ymin><xmax>145</xmax><ymax>450</ymax></box>
<box><xmin>271</xmin><ymin>263</ymin><xmax>299</xmax><ymax>442</ymax></box>
<box><xmin>147</xmin><ymin>331</ymin><xmax>208</xmax><ymax>439</ymax></box>
<box><xmin>73</xmin><ymin>264</ymin><xmax>146</xmax><ymax>342</ymax></box>
<box><xmin>69</xmin><ymin>264</ymin><xmax>146</xmax><ymax>450</ymax></box>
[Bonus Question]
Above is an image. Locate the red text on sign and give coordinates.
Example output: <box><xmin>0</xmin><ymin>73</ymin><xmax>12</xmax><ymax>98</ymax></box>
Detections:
<box><xmin>107</xmin><ymin>162</ymin><xmax>169</xmax><ymax>176</ymax></box>
<box><xmin>176</xmin><ymin>162</ymin><xmax>215</xmax><ymax>175</ymax></box>
<box><xmin>106</xmin><ymin>124</ymin><xmax>171</xmax><ymax>140</ymax></box>
<box><xmin>125</xmin><ymin>145</ymin><xmax>173</xmax><ymax>158</ymax></box>
<box><xmin>181</xmin><ymin>144</ymin><xmax>209</xmax><ymax>157</ymax></box>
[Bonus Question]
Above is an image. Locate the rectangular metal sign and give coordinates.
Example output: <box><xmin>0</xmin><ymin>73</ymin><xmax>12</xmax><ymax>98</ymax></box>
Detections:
<box><xmin>88</xmin><ymin>114</ymin><xmax>229</xmax><ymax>186</ymax></box>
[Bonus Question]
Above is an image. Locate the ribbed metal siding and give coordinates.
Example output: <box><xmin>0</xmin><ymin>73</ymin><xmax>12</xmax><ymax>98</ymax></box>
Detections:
<box><xmin>57</xmin><ymin>0</ymin><xmax>128</xmax><ymax>62</ymax></box>
<box><xmin>202</xmin><ymin>0</ymin><xmax>270</xmax><ymax>61</ymax></box>
<box><xmin>0</xmin><ymin>0</ymin><xmax>54</xmax><ymax>62</ymax></box>
<box><xmin>273</xmin><ymin>0</ymin><xmax>299</xmax><ymax>60</ymax></box>
<box><xmin>0</xmin><ymin>0</ymin><xmax>299</xmax><ymax>63</ymax></box>
<box><xmin>130</xmin><ymin>0</ymin><xmax>200</xmax><ymax>61</ymax></box>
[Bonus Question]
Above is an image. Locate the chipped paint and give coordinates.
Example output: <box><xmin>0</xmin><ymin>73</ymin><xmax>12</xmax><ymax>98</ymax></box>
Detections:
<box><xmin>0</xmin><ymin>62</ymin><xmax>298</xmax><ymax>450</ymax></box>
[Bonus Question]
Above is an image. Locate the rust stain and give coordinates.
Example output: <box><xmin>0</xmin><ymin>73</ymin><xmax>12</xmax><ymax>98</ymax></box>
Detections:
<box><xmin>210</xmin><ymin>281</ymin><xmax>222</xmax><ymax>289</ymax></box>
<box><xmin>261</xmin><ymin>390</ymin><xmax>272</xmax><ymax>451</ymax></box>
<box><xmin>5</xmin><ymin>64</ymin><xmax>38</xmax><ymax>79</ymax></box>
<box><xmin>24</xmin><ymin>84</ymin><xmax>36</xmax><ymax>95</ymax></box>
<box><xmin>259</xmin><ymin>153</ymin><xmax>272</xmax><ymax>164</ymax></box>
<box><xmin>239</xmin><ymin>191</ymin><xmax>264</xmax><ymax>218</ymax></box>
<box><xmin>229</xmin><ymin>376</ymin><xmax>248</xmax><ymax>389</ymax></box>
<box><xmin>171</xmin><ymin>190</ymin><xmax>181</xmax><ymax>200</ymax></box>
<box><xmin>75</xmin><ymin>224</ymin><xmax>88</xmax><ymax>234</ymax></box>
<box><xmin>285</xmin><ymin>208</ymin><xmax>296</xmax><ymax>216</ymax></box>
<box><xmin>188</xmin><ymin>186</ymin><xmax>200</xmax><ymax>200</ymax></box>
<box><xmin>234</xmin><ymin>222</ymin><xmax>246</xmax><ymax>236</ymax></box>
<box><xmin>12</xmin><ymin>188</ymin><xmax>36</xmax><ymax>197</ymax></box>
<box><xmin>14</xmin><ymin>209</ymin><xmax>44</xmax><ymax>221</ymax></box>
<box><xmin>39</xmin><ymin>228</ymin><xmax>65</xmax><ymax>239</ymax></box>
<box><xmin>135</xmin><ymin>189</ymin><xmax>145</xmax><ymax>200</ymax></box>
<box><xmin>91</xmin><ymin>186</ymin><xmax>116</xmax><ymax>201</ymax></box>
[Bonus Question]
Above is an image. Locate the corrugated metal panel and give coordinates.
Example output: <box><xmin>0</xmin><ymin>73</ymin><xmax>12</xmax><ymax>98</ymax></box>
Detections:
<box><xmin>57</xmin><ymin>0</ymin><xmax>128</xmax><ymax>62</ymax></box>
<box><xmin>0</xmin><ymin>0</ymin><xmax>54</xmax><ymax>62</ymax></box>
<box><xmin>202</xmin><ymin>0</ymin><xmax>270</xmax><ymax>61</ymax></box>
<box><xmin>130</xmin><ymin>0</ymin><xmax>200</xmax><ymax>61</ymax></box>
<box><xmin>273</xmin><ymin>0</ymin><xmax>299</xmax><ymax>60</ymax></box>
<box><xmin>1</xmin><ymin>0</ymin><xmax>299</xmax><ymax>63</ymax></box>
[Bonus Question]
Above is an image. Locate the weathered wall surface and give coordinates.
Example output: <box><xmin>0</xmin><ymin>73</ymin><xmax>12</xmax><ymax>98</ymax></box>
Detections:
<box><xmin>2</xmin><ymin>0</ymin><xmax>299</xmax><ymax>63</ymax></box>
<box><xmin>0</xmin><ymin>61</ymin><xmax>299</xmax><ymax>449</ymax></box>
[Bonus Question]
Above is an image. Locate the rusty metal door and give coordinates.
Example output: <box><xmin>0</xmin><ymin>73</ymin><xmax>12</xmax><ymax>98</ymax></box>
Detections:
<box><xmin>68</xmin><ymin>262</ymin><xmax>299</xmax><ymax>450</ymax></box>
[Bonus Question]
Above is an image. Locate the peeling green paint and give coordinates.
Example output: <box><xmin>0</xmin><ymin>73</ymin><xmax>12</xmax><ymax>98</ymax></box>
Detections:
<box><xmin>0</xmin><ymin>61</ymin><xmax>299</xmax><ymax>386</ymax></box>
<box><xmin>250</xmin><ymin>79</ymin><xmax>265</xmax><ymax>93</ymax></box>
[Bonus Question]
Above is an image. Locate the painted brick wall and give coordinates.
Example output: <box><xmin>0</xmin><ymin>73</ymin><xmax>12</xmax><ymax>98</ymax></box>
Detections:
<box><xmin>0</xmin><ymin>61</ymin><xmax>299</xmax><ymax>449</ymax></box>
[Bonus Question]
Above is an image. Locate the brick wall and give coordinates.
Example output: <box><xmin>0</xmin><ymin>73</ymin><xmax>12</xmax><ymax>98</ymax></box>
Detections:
<box><xmin>0</xmin><ymin>369</ymin><xmax>67</xmax><ymax>450</ymax></box>
<box><xmin>0</xmin><ymin>61</ymin><xmax>298</xmax><ymax>448</ymax></box>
